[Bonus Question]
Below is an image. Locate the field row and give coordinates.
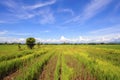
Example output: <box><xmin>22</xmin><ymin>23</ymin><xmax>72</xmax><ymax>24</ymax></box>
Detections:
<box><xmin>0</xmin><ymin>45</ymin><xmax>120</xmax><ymax>80</ymax></box>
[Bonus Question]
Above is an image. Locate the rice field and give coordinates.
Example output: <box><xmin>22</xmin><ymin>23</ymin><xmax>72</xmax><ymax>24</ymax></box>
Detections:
<box><xmin>0</xmin><ymin>45</ymin><xmax>120</xmax><ymax>80</ymax></box>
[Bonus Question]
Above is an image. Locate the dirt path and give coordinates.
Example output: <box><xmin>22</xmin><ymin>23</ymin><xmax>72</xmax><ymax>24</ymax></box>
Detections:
<box><xmin>3</xmin><ymin>70</ymin><xmax>20</xmax><ymax>80</ymax></box>
<box><xmin>65</xmin><ymin>55</ymin><xmax>96</xmax><ymax>80</ymax></box>
<box><xmin>39</xmin><ymin>55</ymin><xmax>58</xmax><ymax>80</ymax></box>
<box><xmin>3</xmin><ymin>61</ymin><xmax>28</xmax><ymax>80</ymax></box>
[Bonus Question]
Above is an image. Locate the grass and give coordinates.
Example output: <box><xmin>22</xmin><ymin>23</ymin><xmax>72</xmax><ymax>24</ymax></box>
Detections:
<box><xmin>61</xmin><ymin>54</ymin><xmax>73</xmax><ymax>80</ymax></box>
<box><xmin>14</xmin><ymin>49</ymin><xmax>54</xmax><ymax>80</ymax></box>
<box><xmin>54</xmin><ymin>52</ymin><xmax>61</xmax><ymax>80</ymax></box>
<box><xmin>0</xmin><ymin>45</ymin><xmax>120</xmax><ymax>80</ymax></box>
<box><xmin>0</xmin><ymin>47</ymin><xmax>48</xmax><ymax>79</ymax></box>
<box><xmin>75</xmin><ymin>51</ymin><xmax>120</xmax><ymax>80</ymax></box>
<box><xmin>91</xmin><ymin>45</ymin><xmax>120</xmax><ymax>50</ymax></box>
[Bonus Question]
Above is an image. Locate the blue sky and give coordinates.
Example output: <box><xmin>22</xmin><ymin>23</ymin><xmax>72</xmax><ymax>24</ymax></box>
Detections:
<box><xmin>0</xmin><ymin>0</ymin><xmax>120</xmax><ymax>43</ymax></box>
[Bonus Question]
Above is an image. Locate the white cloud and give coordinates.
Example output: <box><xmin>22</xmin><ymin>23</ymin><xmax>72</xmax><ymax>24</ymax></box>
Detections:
<box><xmin>60</xmin><ymin>36</ymin><xmax>68</xmax><ymax>42</ymax></box>
<box><xmin>82</xmin><ymin>0</ymin><xmax>112</xmax><ymax>21</ymax></box>
<box><xmin>79</xmin><ymin>36</ymin><xmax>90</xmax><ymax>42</ymax></box>
<box><xmin>0</xmin><ymin>0</ymin><xmax>17</xmax><ymax>9</ymax></box>
<box><xmin>36</xmin><ymin>34</ymin><xmax>120</xmax><ymax>43</ymax></box>
<box><xmin>90</xmin><ymin>25</ymin><xmax>120</xmax><ymax>35</ymax></box>
<box><xmin>0</xmin><ymin>37</ymin><xmax>25</xmax><ymax>43</ymax></box>
<box><xmin>36</xmin><ymin>38</ymin><xmax>60</xmax><ymax>43</ymax></box>
<box><xmin>0</xmin><ymin>0</ymin><xmax>35</xmax><ymax>20</ymax></box>
<box><xmin>10</xmin><ymin>33</ymin><xmax>32</xmax><ymax>36</ymax></box>
<box><xmin>0</xmin><ymin>0</ymin><xmax>56</xmax><ymax>24</ymax></box>
<box><xmin>44</xmin><ymin>30</ymin><xmax>50</xmax><ymax>33</ymax></box>
<box><xmin>39</xmin><ymin>9</ymin><xmax>55</xmax><ymax>24</ymax></box>
<box><xmin>0</xmin><ymin>30</ymin><xmax>32</xmax><ymax>36</ymax></box>
<box><xmin>65</xmin><ymin>0</ymin><xmax>112</xmax><ymax>23</ymax></box>
<box><xmin>0</xmin><ymin>30</ymin><xmax>8</xmax><ymax>35</ymax></box>
<box><xmin>1</xmin><ymin>34</ymin><xmax>120</xmax><ymax>43</ymax></box>
<box><xmin>58</xmin><ymin>8</ymin><xmax>74</xmax><ymax>16</ymax></box>
<box><xmin>0</xmin><ymin>30</ymin><xmax>51</xmax><ymax>36</ymax></box>
<box><xmin>24</xmin><ymin>0</ymin><xmax>56</xmax><ymax>10</ymax></box>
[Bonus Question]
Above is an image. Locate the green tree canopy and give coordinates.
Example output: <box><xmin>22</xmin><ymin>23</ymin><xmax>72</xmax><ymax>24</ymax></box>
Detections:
<box><xmin>26</xmin><ymin>37</ymin><xmax>36</xmax><ymax>49</ymax></box>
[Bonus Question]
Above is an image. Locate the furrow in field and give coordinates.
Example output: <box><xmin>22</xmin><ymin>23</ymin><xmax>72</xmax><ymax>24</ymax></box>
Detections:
<box><xmin>65</xmin><ymin>54</ymin><xmax>96</xmax><ymax>80</ymax></box>
<box><xmin>13</xmin><ymin>50</ymin><xmax>54</xmax><ymax>80</ymax></box>
<box><xmin>0</xmin><ymin>50</ymin><xmax>47</xmax><ymax>80</ymax></box>
<box><xmin>3</xmin><ymin>51</ymin><xmax>48</xmax><ymax>80</ymax></box>
<box><xmin>3</xmin><ymin>50</ymin><xmax>45</xmax><ymax>80</ymax></box>
<box><xmin>75</xmin><ymin>51</ymin><xmax>120</xmax><ymax>80</ymax></box>
<box><xmin>38</xmin><ymin>54</ymin><xmax>58</xmax><ymax>80</ymax></box>
<box><xmin>3</xmin><ymin>69</ymin><xmax>20</xmax><ymax>80</ymax></box>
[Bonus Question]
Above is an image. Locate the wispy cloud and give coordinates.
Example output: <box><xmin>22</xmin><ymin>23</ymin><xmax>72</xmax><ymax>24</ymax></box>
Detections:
<box><xmin>0</xmin><ymin>30</ymin><xmax>52</xmax><ymax>37</ymax></box>
<box><xmin>0</xmin><ymin>0</ymin><xmax>35</xmax><ymax>20</ymax></box>
<box><xmin>90</xmin><ymin>24</ymin><xmax>120</xmax><ymax>35</ymax></box>
<box><xmin>39</xmin><ymin>9</ymin><xmax>55</xmax><ymax>24</ymax></box>
<box><xmin>65</xmin><ymin>0</ymin><xmax>112</xmax><ymax>24</ymax></box>
<box><xmin>0</xmin><ymin>0</ymin><xmax>56</xmax><ymax>24</ymax></box>
<box><xmin>0</xmin><ymin>30</ymin><xmax>32</xmax><ymax>36</ymax></box>
<box><xmin>58</xmin><ymin>8</ymin><xmax>74</xmax><ymax>16</ymax></box>
<box><xmin>44</xmin><ymin>30</ymin><xmax>50</xmax><ymax>33</ymax></box>
<box><xmin>0</xmin><ymin>0</ymin><xmax>17</xmax><ymax>9</ymax></box>
<box><xmin>24</xmin><ymin>0</ymin><xmax>56</xmax><ymax>10</ymax></box>
<box><xmin>0</xmin><ymin>20</ymin><xmax>6</xmax><ymax>24</ymax></box>
<box><xmin>81</xmin><ymin>0</ymin><xmax>112</xmax><ymax>21</ymax></box>
<box><xmin>35</xmin><ymin>24</ymin><xmax>120</xmax><ymax>43</ymax></box>
<box><xmin>10</xmin><ymin>32</ymin><xmax>32</xmax><ymax>36</ymax></box>
<box><xmin>0</xmin><ymin>30</ymin><xmax>8</xmax><ymax>35</ymax></box>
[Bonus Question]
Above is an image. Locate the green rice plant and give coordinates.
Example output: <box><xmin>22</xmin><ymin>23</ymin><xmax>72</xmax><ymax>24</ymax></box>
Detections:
<box><xmin>77</xmin><ymin>45</ymin><xmax>120</xmax><ymax>67</ymax></box>
<box><xmin>0</xmin><ymin>45</ymin><xmax>20</xmax><ymax>54</ymax></box>
<box><xmin>54</xmin><ymin>53</ymin><xmax>61</xmax><ymax>80</ymax></box>
<box><xmin>14</xmin><ymin>50</ymin><xmax>55</xmax><ymax>80</ymax></box>
<box><xmin>92</xmin><ymin>45</ymin><xmax>120</xmax><ymax>50</ymax></box>
<box><xmin>75</xmin><ymin>51</ymin><xmax>120</xmax><ymax>80</ymax></box>
<box><xmin>0</xmin><ymin>45</ymin><xmax>48</xmax><ymax>62</ymax></box>
<box><xmin>0</xmin><ymin>50</ymin><xmax>34</xmax><ymax>62</ymax></box>
<box><xmin>0</xmin><ymin>44</ymin><xmax>120</xmax><ymax>80</ymax></box>
<box><xmin>61</xmin><ymin>53</ymin><xmax>73</xmax><ymax>80</ymax></box>
<box><xmin>0</xmin><ymin>50</ymin><xmax>47</xmax><ymax>79</ymax></box>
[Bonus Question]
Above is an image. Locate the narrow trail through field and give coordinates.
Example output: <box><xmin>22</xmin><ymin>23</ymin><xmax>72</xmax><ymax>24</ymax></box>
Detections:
<box><xmin>65</xmin><ymin>55</ymin><xmax>96</xmax><ymax>80</ymax></box>
<box><xmin>3</xmin><ymin>70</ymin><xmax>20</xmax><ymax>80</ymax></box>
<box><xmin>38</xmin><ymin>54</ymin><xmax>58</xmax><ymax>80</ymax></box>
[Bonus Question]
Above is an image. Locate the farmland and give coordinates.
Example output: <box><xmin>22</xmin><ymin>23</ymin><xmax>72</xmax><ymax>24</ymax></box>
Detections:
<box><xmin>0</xmin><ymin>45</ymin><xmax>120</xmax><ymax>80</ymax></box>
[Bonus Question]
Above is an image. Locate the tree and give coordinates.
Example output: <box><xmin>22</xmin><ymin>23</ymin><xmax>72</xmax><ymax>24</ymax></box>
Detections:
<box><xmin>26</xmin><ymin>37</ymin><xmax>36</xmax><ymax>49</ymax></box>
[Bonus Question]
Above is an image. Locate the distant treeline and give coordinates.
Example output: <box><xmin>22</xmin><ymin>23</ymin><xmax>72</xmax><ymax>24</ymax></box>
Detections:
<box><xmin>0</xmin><ymin>42</ymin><xmax>120</xmax><ymax>45</ymax></box>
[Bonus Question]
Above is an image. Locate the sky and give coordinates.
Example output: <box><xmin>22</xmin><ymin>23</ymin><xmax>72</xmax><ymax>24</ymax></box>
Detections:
<box><xmin>0</xmin><ymin>0</ymin><xmax>120</xmax><ymax>43</ymax></box>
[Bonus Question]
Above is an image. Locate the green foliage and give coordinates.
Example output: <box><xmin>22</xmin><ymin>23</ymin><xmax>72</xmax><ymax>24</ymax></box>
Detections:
<box><xmin>26</xmin><ymin>37</ymin><xmax>36</xmax><ymax>49</ymax></box>
<box><xmin>61</xmin><ymin>54</ymin><xmax>73</xmax><ymax>80</ymax></box>
<box><xmin>54</xmin><ymin>53</ymin><xmax>61</xmax><ymax>80</ymax></box>
<box><xmin>0</xmin><ymin>45</ymin><xmax>120</xmax><ymax>80</ymax></box>
<box><xmin>0</xmin><ymin>49</ymin><xmax>47</xmax><ymax>79</ymax></box>
<box><xmin>74</xmin><ymin>49</ymin><xmax>120</xmax><ymax>80</ymax></box>
<box><xmin>0</xmin><ymin>50</ymin><xmax>33</xmax><ymax>62</ymax></box>
<box><xmin>15</xmin><ymin>50</ymin><xmax>54</xmax><ymax>80</ymax></box>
